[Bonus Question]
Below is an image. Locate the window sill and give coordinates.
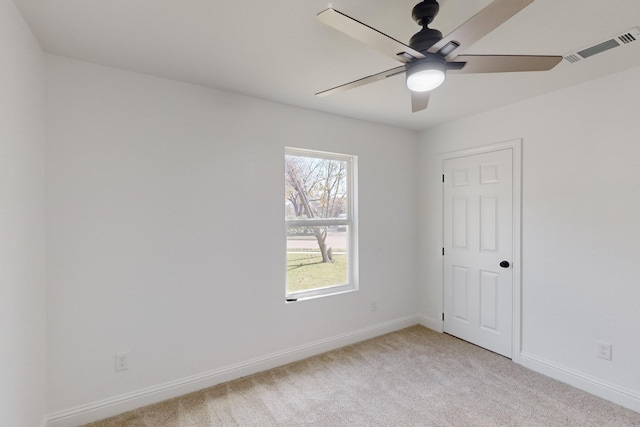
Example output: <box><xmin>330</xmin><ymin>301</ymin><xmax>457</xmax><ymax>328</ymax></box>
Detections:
<box><xmin>285</xmin><ymin>286</ymin><xmax>357</xmax><ymax>303</ymax></box>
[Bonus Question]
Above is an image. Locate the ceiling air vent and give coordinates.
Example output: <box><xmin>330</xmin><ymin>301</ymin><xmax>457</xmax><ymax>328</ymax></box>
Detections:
<box><xmin>564</xmin><ymin>26</ymin><xmax>639</xmax><ymax>63</ymax></box>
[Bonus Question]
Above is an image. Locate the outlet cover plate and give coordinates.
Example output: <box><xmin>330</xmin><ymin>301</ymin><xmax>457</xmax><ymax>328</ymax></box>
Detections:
<box><xmin>596</xmin><ymin>341</ymin><xmax>612</xmax><ymax>361</ymax></box>
<box><xmin>115</xmin><ymin>352</ymin><xmax>129</xmax><ymax>371</ymax></box>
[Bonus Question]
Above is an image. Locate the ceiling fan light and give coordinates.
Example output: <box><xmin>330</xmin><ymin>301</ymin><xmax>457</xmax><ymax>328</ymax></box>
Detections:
<box><xmin>407</xmin><ymin>69</ymin><xmax>446</xmax><ymax>92</ymax></box>
<box><xmin>406</xmin><ymin>60</ymin><xmax>446</xmax><ymax>92</ymax></box>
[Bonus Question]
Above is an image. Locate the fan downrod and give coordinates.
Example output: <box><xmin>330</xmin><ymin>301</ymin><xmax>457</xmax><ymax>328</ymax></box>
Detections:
<box><xmin>409</xmin><ymin>0</ymin><xmax>443</xmax><ymax>53</ymax></box>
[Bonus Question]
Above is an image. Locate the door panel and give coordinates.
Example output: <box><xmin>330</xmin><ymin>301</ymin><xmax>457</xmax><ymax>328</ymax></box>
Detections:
<box><xmin>479</xmin><ymin>270</ymin><xmax>499</xmax><ymax>331</ymax></box>
<box><xmin>480</xmin><ymin>197</ymin><xmax>498</xmax><ymax>252</ymax></box>
<box><xmin>443</xmin><ymin>149</ymin><xmax>513</xmax><ymax>357</ymax></box>
<box><xmin>453</xmin><ymin>198</ymin><xmax>468</xmax><ymax>248</ymax></box>
<box><xmin>452</xmin><ymin>266</ymin><xmax>470</xmax><ymax>322</ymax></box>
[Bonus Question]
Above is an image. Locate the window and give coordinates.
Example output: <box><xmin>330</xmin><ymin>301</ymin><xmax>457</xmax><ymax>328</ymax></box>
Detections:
<box><xmin>285</xmin><ymin>148</ymin><xmax>358</xmax><ymax>300</ymax></box>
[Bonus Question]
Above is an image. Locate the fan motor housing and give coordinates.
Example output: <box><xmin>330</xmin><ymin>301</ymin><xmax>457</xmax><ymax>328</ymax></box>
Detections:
<box><xmin>410</xmin><ymin>27</ymin><xmax>443</xmax><ymax>52</ymax></box>
<box><xmin>405</xmin><ymin>52</ymin><xmax>447</xmax><ymax>73</ymax></box>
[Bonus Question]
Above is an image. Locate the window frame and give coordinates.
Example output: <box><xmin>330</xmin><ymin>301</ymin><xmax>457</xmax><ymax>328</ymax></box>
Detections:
<box><xmin>284</xmin><ymin>147</ymin><xmax>358</xmax><ymax>301</ymax></box>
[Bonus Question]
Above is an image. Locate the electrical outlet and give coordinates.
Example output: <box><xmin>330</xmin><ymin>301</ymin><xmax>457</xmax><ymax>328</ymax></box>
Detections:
<box><xmin>115</xmin><ymin>352</ymin><xmax>129</xmax><ymax>371</ymax></box>
<box><xmin>596</xmin><ymin>341</ymin><xmax>612</xmax><ymax>361</ymax></box>
<box><xmin>371</xmin><ymin>300</ymin><xmax>377</xmax><ymax>312</ymax></box>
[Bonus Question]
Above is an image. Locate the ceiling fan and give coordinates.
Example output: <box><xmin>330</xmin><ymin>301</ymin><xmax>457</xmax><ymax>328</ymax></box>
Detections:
<box><xmin>315</xmin><ymin>0</ymin><xmax>563</xmax><ymax>112</ymax></box>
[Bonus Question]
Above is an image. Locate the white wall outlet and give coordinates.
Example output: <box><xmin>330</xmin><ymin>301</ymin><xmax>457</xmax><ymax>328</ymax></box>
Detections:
<box><xmin>115</xmin><ymin>352</ymin><xmax>129</xmax><ymax>371</ymax></box>
<box><xmin>371</xmin><ymin>300</ymin><xmax>377</xmax><ymax>312</ymax></box>
<box><xmin>596</xmin><ymin>341</ymin><xmax>612</xmax><ymax>361</ymax></box>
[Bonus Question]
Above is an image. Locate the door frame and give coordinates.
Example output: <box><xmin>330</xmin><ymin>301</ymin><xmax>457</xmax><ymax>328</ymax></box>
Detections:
<box><xmin>439</xmin><ymin>139</ymin><xmax>522</xmax><ymax>362</ymax></box>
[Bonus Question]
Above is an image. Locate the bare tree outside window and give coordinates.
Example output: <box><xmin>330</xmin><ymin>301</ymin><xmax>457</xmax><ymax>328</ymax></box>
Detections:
<box><xmin>285</xmin><ymin>155</ymin><xmax>347</xmax><ymax>262</ymax></box>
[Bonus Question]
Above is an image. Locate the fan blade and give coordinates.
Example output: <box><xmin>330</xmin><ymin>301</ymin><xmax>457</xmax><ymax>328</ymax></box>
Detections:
<box><xmin>428</xmin><ymin>0</ymin><xmax>534</xmax><ymax>60</ymax></box>
<box><xmin>318</xmin><ymin>8</ymin><xmax>425</xmax><ymax>63</ymax></box>
<box><xmin>411</xmin><ymin>91</ymin><xmax>430</xmax><ymax>112</ymax></box>
<box><xmin>448</xmin><ymin>54</ymin><xmax>562</xmax><ymax>74</ymax></box>
<box><xmin>316</xmin><ymin>66</ymin><xmax>406</xmax><ymax>97</ymax></box>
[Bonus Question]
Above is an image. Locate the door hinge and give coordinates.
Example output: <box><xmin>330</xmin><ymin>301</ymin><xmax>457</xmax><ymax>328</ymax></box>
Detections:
<box><xmin>442</xmin><ymin>247</ymin><xmax>445</xmax><ymax>256</ymax></box>
<box><xmin>442</xmin><ymin>174</ymin><xmax>445</xmax><ymax>183</ymax></box>
<box><xmin>442</xmin><ymin>313</ymin><xmax>445</xmax><ymax>321</ymax></box>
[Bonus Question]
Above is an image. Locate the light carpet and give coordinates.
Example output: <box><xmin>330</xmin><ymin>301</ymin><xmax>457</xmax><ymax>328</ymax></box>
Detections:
<box><xmin>83</xmin><ymin>326</ymin><xmax>640</xmax><ymax>426</ymax></box>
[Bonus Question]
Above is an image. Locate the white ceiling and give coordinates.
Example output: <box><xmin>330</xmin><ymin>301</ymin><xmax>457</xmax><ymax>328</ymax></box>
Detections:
<box><xmin>14</xmin><ymin>0</ymin><xmax>640</xmax><ymax>131</ymax></box>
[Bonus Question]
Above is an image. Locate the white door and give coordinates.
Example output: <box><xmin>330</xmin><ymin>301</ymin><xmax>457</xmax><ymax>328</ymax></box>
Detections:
<box><xmin>443</xmin><ymin>148</ymin><xmax>514</xmax><ymax>358</ymax></box>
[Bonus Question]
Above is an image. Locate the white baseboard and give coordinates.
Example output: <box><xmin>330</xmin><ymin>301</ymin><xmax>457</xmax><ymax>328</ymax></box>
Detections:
<box><xmin>45</xmin><ymin>315</ymin><xmax>420</xmax><ymax>427</ymax></box>
<box><xmin>520</xmin><ymin>352</ymin><xmax>640</xmax><ymax>413</ymax></box>
<box><xmin>416</xmin><ymin>314</ymin><xmax>443</xmax><ymax>333</ymax></box>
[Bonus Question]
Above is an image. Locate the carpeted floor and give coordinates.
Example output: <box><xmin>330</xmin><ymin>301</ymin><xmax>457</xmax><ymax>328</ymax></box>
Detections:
<box><xmin>84</xmin><ymin>326</ymin><xmax>640</xmax><ymax>426</ymax></box>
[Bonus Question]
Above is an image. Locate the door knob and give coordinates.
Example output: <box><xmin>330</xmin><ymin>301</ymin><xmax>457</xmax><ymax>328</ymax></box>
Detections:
<box><xmin>500</xmin><ymin>261</ymin><xmax>510</xmax><ymax>268</ymax></box>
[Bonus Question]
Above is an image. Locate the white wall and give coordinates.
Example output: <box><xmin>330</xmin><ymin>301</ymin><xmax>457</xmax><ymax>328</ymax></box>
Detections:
<box><xmin>0</xmin><ymin>0</ymin><xmax>47</xmax><ymax>426</ymax></box>
<box><xmin>418</xmin><ymin>66</ymin><xmax>640</xmax><ymax>410</ymax></box>
<box><xmin>45</xmin><ymin>55</ymin><xmax>419</xmax><ymax>419</ymax></box>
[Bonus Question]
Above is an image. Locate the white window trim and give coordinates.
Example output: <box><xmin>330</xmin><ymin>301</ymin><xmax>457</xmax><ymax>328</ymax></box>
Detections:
<box><xmin>285</xmin><ymin>147</ymin><xmax>359</xmax><ymax>301</ymax></box>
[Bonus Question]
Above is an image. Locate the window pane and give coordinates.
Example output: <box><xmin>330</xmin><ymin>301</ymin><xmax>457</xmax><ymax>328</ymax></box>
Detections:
<box><xmin>285</xmin><ymin>155</ymin><xmax>349</xmax><ymax>220</ymax></box>
<box><xmin>286</xmin><ymin>226</ymin><xmax>348</xmax><ymax>293</ymax></box>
